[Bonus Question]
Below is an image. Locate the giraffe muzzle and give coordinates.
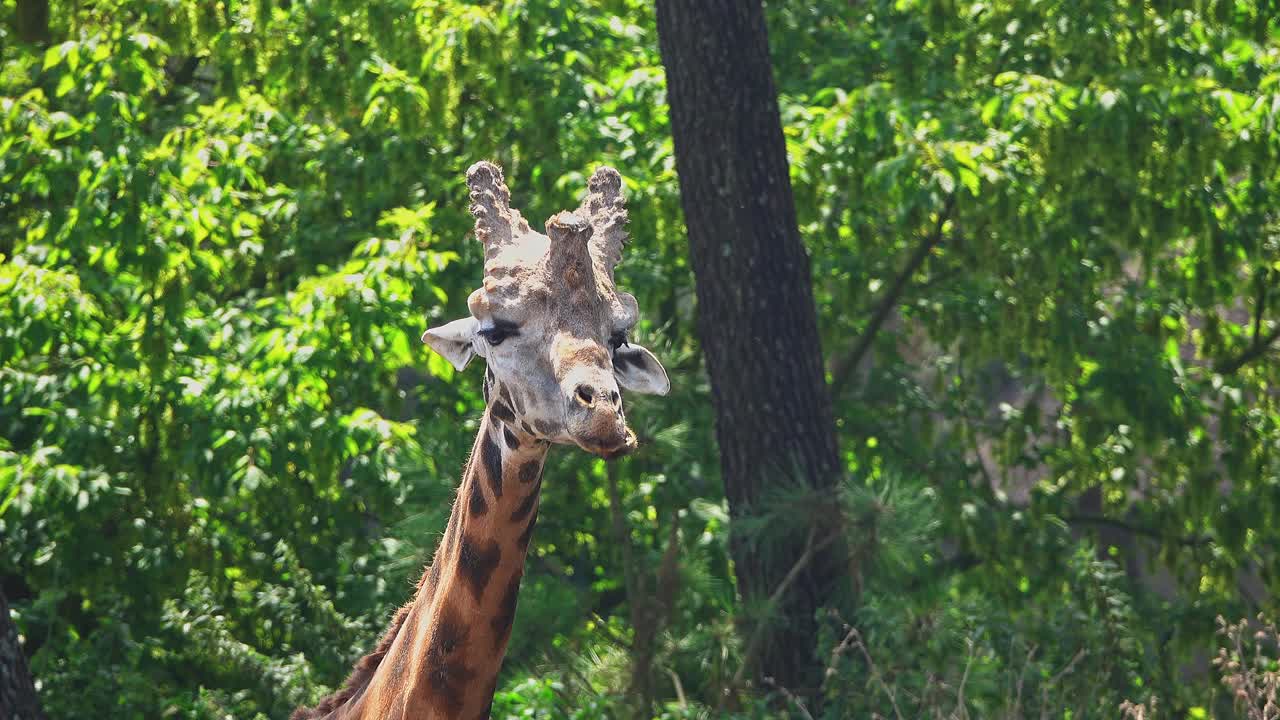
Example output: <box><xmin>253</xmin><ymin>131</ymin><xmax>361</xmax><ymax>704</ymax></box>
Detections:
<box><xmin>574</xmin><ymin>422</ymin><xmax>637</xmax><ymax>460</ymax></box>
<box><xmin>563</xmin><ymin>379</ymin><xmax>634</xmax><ymax>458</ymax></box>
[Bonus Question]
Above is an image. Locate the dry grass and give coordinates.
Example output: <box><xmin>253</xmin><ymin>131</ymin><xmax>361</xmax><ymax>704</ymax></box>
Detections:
<box><xmin>1214</xmin><ymin>615</ymin><xmax>1280</xmax><ymax>720</ymax></box>
<box><xmin>1120</xmin><ymin>615</ymin><xmax>1280</xmax><ymax>720</ymax></box>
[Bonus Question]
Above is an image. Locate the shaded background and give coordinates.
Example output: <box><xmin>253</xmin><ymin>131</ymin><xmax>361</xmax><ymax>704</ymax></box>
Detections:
<box><xmin>1</xmin><ymin>0</ymin><xmax>1278</xmax><ymax>717</ymax></box>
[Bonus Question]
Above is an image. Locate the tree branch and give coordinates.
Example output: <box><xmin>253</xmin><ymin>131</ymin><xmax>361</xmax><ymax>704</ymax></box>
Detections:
<box><xmin>1064</xmin><ymin>513</ymin><xmax>1213</xmax><ymax>548</ymax></box>
<box><xmin>1215</xmin><ymin>268</ymin><xmax>1275</xmax><ymax>374</ymax></box>
<box><xmin>1252</xmin><ymin>269</ymin><xmax>1268</xmax><ymax>344</ymax></box>
<box><xmin>1216</xmin><ymin>325</ymin><xmax>1280</xmax><ymax>375</ymax></box>
<box><xmin>829</xmin><ymin>195</ymin><xmax>955</xmax><ymax>398</ymax></box>
<box><xmin>731</xmin><ymin>528</ymin><xmax>839</xmax><ymax>693</ymax></box>
<box><xmin>761</xmin><ymin>676</ymin><xmax>816</xmax><ymax>720</ymax></box>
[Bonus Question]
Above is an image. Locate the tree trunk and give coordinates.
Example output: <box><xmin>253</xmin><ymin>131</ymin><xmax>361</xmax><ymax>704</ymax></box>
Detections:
<box><xmin>14</xmin><ymin>0</ymin><xmax>51</xmax><ymax>46</ymax></box>
<box><xmin>655</xmin><ymin>0</ymin><xmax>848</xmax><ymax>696</ymax></box>
<box><xmin>0</xmin><ymin>588</ymin><xmax>45</xmax><ymax>720</ymax></box>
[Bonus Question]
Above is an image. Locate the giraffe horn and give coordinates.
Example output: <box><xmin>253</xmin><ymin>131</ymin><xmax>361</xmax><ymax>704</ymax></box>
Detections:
<box><xmin>544</xmin><ymin>211</ymin><xmax>593</xmax><ymax>286</ymax></box>
<box><xmin>578</xmin><ymin>166</ymin><xmax>629</xmax><ymax>279</ymax></box>
<box><xmin>466</xmin><ymin>161</ymin><xmax>524</xmax><ymax>266</ymax></box>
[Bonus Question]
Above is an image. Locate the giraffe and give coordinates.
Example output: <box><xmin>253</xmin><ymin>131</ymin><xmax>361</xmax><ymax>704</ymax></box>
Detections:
<box><xmin>290</xmin><ymin>161</ymin><xmax>670</xmax><ymax>720</ymax></box>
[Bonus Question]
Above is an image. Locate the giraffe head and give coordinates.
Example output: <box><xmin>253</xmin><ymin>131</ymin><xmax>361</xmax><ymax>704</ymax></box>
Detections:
<box><xmin>422</xmin><ymin>161</ymin><xmax>669</xmax><ymax>458</ymax></box>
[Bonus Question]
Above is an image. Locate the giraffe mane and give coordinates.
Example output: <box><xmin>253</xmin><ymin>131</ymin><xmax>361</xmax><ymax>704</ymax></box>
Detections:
<box><xmin>289</xmin><ymin>585</ymin><xmax>420</xmax><ymax>719</ymax></box>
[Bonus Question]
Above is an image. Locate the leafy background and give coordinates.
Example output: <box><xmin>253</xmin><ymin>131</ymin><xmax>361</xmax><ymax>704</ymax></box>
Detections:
<box><xmin>1</xmin><ymin>0</ymin><xmax>1278</xmax><ymax>717</ymax></box>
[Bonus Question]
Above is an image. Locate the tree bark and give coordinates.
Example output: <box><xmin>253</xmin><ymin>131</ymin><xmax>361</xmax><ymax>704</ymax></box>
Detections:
<box><xmin>14</xmin><ymin>0</ymin><xmax>51</xmax><ymax>46</ymax></box>
<box><xmin>0</xmin><ymin>588</ymin><xmax>45</xmax><ymax>720</ymax></box>
<box><xmin>655</xmin><ymin>0</ymin><xmax>847</xmax><ymax>695</ymax></box>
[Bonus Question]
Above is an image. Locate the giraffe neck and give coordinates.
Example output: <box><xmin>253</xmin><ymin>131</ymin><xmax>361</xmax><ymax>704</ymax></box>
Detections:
<box><xmin>313</xmin><ymin>407</ymin><xmax>548</xmax><ymax>720</ymax></box>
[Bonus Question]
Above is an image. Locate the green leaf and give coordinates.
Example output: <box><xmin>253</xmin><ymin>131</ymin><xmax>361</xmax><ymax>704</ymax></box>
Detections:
<box><xmin>43</xmin><ymin>41</ymin><xmax>76</xmax><ymax>70</ymax></box>
<box><xmin>935</xmin><ymin>168</ymin><xmax>956</xmax><ymax>195</ymax></box>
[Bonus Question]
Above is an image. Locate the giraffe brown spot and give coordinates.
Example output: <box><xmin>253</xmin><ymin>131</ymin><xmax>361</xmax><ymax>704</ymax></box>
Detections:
<box><xmin>517</xmin><ymin>459</ymin><xmax>541</xmax><ymax>485</ymax></box>
<box><xmin>489</xmin><ymin>573</ymin><xmax>522</xmax><ymax>651</ymax></box>
<box><xmin>502</xmin><ymin>424</ymin><xmax>520</xmax><ymax>451</ymax></box>
<box><xmin>520</xmin><ymin>420</ymin><xmax>535</xmax><ymax>435</ymax></box>
<box><xmin>566</xmin><ymin>345</ymin><xmax>610</xmax><ymax>369</ymax></box>
<box><xmin>509</xmin><ymin>482</ymin><xmax>539</xmax><ymax>524</ymax></box>
<box><xmin>490</xmin><ymin>399</ymin><xmax>515</xmax><ymax>424</ymax></box>
<box><xmin>516</xmin><ymin>514</ymin><xmax>537</xmax><ymax>551</ymax></box>
<box><xmin>469</xmin><ymin>477</ymin><xmax>488</xmax><ymax>517</ymax></box>
<box><xmin>533</xmin><ymin>419</ymin><xmax>557</xmax><ymax>436</ymax></box>
<box><xmin>423</xmin><ymin>605</ymin><xmax>475</xmax><ymax>716</ymax></box>
<box><xmin>509</xmin><ymin>389</ymin><xmax>525</xmax><ymax>414</ymax></box>
<box><xmin>498</xmin><ymin>384</ymin><xmax>513</xmax><ymax>406</ymax></box>
<box><xmin>428</xmin><ymin>607</ymin><xmax>468</xmax><ymax>656</ymax></box>
<box><xmin>457</xmin><ymin>535</ymin><xmax>502</xmax><ymax>602</ymax></box>
<box><xmin>481</xmin><ymin>427</ymin><xmax>503</xmax><ymax>499</ymax></box>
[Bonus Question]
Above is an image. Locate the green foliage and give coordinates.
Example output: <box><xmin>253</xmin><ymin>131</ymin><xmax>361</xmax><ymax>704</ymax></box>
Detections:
<box><xmin>1</xmin><ymin>0</ymin><xmax>1277</xmax><ymax>718</ymax></box>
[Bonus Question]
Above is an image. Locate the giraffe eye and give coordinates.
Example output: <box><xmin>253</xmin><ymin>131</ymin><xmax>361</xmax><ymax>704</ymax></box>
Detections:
<box><xmin>609</xmin><ymin>331</ymin><xmax>628</xmax><ymax>351</ymax></box>
<box><xmin>478</xmin><ymin>320</ymin><xmax>519</xmax><ymax>347</ymax></box>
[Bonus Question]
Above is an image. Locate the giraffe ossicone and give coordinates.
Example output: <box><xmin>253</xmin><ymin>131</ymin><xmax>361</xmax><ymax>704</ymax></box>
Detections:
<box><xmin>292</xmin><ymin>162</ymin><xmax>668</xmax><ymax>720</ymax></box>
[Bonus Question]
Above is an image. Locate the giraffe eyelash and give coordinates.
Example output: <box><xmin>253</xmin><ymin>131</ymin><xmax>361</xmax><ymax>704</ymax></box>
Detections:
<box><xmin>478</xmin><ymin>320</ymin><xmax>520</xmax><ymax>346</ymax></box>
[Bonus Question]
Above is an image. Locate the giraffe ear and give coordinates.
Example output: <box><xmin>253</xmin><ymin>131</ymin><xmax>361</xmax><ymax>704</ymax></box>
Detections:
<box><xmin>612</xmin><ymin>343</ymin><xmax>670</xmax><ymax>395</ymax></box>
<box><xmin>422</xmin><ymin>317</ymin><xmax>478</xmax><ymax>371</ymax></box>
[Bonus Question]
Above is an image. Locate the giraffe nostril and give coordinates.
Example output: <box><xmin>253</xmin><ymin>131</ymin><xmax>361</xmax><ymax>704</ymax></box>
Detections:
<box><xmin>609</xmin><ymin>390</ymin><xmax>620</xmax><ymax>406</ymax></box>
<box><xmin>574</xmin><ymin>384</ymin><xmax>596</xmax><ymax>407</ymax></box>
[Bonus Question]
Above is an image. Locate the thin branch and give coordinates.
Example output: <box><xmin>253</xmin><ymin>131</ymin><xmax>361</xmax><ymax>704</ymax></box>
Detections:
<box><xmin>732</xmin><ymin>528</ymin><xmax>839</xmax><ymax>691</ymax></box>
<box><xmin>1253</xmin><ymin>269</ymin><xmax>1269</xmax><ymax>345</ymax></box>
<box><xmin>762</xmin><ymin>676</ymin><xmax>817</xmax><ymax>720</ymax></box>
<box><xmin>1217</xmin><ymin>325</ymin><xmax>1280</xmax><ymax>374</ymax></box>
<box><xmin>1064</xmin><ymin>513</ymin><xmax>1213</xmax><ymax>548</ymax></box>
<box><xmin>590</xmin><ymin>613</ymin><xmax>633</xmax><ymax>652</ymax></box>
<box><xmin>1046</xmin><ymin>648</ymin><xmax>1086</xmax><ymax>688</ymax></box>
<box><xmin>849</xmin><ymin>625</ymin><xmax>907</xmax><ymax>720</ymax></box>
<box><xmin>954</xmin><ymin>638</ymin><xmax>976</xmax><ymax>720</ymax></box>
<box><xmin>830</xmin><ymin>195</ymin><xmax>956</xmax><ymax>398</ymax></box>
<box><xmin>821</xmin><ymin>617</ymin><xmax>861</xmax><ymax>693</ymax></box>
<box><xmin>1216</xmin><ymin>268</ymin><xmax>1276</xmax><ymax>375</ymax></box>
<box><xmin>1011</xmin><ymin>644</ymin><xmax>1037</xmax><ymax>718</ymax></box>
<box><xmin>1039</xmin><ymin>649</ymin><xmax>1086</xmax><ymax>720</ymax></box>
<box><xmin>666</xmin><ymin>667</ymin><xmax>689</xmax><ymax>709</ymax></box>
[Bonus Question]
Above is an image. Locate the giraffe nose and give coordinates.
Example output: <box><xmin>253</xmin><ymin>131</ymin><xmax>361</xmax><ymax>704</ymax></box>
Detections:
<box><xmin>572</xmin><ymin>384</ymin><xmax>621</xmax><ymax>410</ymax></box>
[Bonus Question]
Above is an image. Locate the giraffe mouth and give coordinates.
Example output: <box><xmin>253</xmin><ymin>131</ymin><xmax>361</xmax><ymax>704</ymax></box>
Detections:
<box><xmin>580</xmin><ymin>426</ymin><xmax>638</xmax><ymax>460</ymax></box>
